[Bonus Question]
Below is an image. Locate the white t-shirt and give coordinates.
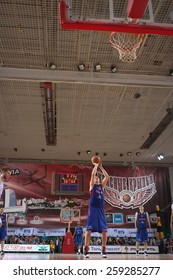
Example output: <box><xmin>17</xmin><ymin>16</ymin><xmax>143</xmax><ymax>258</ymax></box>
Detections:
<box><xmin>0</xmin><ymin>181</ymin><xmax>4</xmax><ymax>198</ymax></box>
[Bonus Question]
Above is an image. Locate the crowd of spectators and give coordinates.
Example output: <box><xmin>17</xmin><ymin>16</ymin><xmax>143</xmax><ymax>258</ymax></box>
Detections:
<box><xmin>5</xmin><ymin>234</ymin><xmax>173</xmax><ymax>254</ymax></box>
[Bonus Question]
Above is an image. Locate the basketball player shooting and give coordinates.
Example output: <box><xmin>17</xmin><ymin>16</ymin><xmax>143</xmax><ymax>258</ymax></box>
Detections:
<box><xmin>84</xmin><ymin>156</ymin><xmax>109</xmax><ymax>258</ymax></box>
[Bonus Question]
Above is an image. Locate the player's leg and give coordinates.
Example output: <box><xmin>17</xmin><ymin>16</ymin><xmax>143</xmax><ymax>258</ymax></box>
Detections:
<box><xmin>101</xmin><ymin>231</ymin><xmax>107</xmax><ymax>258</ymax></box>
<box><xmin>0</xmin><ymin>240</ymin><xmax>5</xmax><ymax>255</ymax></box>
<box><xmin>136</xmin><ymin>241</ymin><xmax>140</xmax><ymax>255</ymax></box>
<box><xmin>76</xmin><ymin>236</ymin><xmax>82</xmax><ymax>254</ymax></box>
<box><xmin>84</xmin><ymin>230</ymin><xmax>91</xmax><ymax>258</ymax></box>
<box><xmin>144</xmin><ymin>241</ymin><xmax>148</xmax><ymax>256</ymax></box>
<box><xmin>77</xmin><ymin>244</ymin><xmax>82</xmax><ymax>254</ymax></box>
<box><xmin>84</xmin><ymin>207</ymin><xmax>99</xmax><ymax>258</ymax></box>
<box><xmin>98</xmin><ymin>208</ymin><xmax>108</xmax><ymax>258</ymax></box>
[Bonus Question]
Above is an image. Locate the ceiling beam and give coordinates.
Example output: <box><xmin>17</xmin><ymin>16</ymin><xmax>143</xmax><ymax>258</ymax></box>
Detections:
<box><xmin>0</xmin><ymin>67</ymin><xmax>173</xmax><ymax>88</ymax></box>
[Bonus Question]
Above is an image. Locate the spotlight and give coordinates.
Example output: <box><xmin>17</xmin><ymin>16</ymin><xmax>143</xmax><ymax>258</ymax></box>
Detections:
<box><xmin>170</xmin><ymin>69</ymin><xmax>173</xmax><ymax>76</ymax></box>
<box><xmin>120</xmin><ymin>153</ymin><xmax>123</xmax><ymax>157</ymax></box>
<box><xmin>94</xmin><ymin>64</ymin><xmax>102</xmax><ymax>71</ymax></box>
<box><xmin>49</xmin><ymin>63</ymin><xmax>56</xmax><ymax>70</ymax></box>
<box><xmin>77</xmin><ymin>152</ymin><xmax>81</xmax><ymax>155</ymax></box>
<box><xmin>103</xmin><ymin>153</ymin><xmax>107</xmax><ymax>156</ymax></box>
<box><xmin>136</xmin><ymin>152</ymin><xmax>140</xmax><ymax>156</ymax></box>
<box><xmin>41</xmin><ymin>148</ymin><xmax>45</xmax><ymax>152</ymax></box>
<box><xmin>95</xmin><ymin>152</ymin><xmax>99</xmax><ymax>156</ymax></box>
<box><xmin>157</xmin><ymin>154</ymin><xmax>164</xmax><ymax>160</ymax></box>
<box><xmin>134</xmin><ymin>93</ymin><xmax>141</xmax><ymax>99</ymax></box>
<box><xmin>77</xmin><ymin>64</ymin><xmax>85</xmax><ymax>71</ymax></box>
<box><xmin>86</xmin><ymin>150</ymin><xmax>91</xmax><ymax>154</ymax></box>
<box><xmin>127</xmin><ymin>152</ymin><xmax>131</xmax><ymax>156</ymax></box>
<box><xmin>111</xmin><ymin>65</ymin><xmax>117</xmax><ymax>73</ymax></box>
<box><xmin>14</xmin><ymin>148</ymin><xmax>18</xmax><ymax>152</ymax></box>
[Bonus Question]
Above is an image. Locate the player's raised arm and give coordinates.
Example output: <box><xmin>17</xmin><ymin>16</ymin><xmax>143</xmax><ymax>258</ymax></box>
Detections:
<box><xmin>89</xmin><ymin>163</ymin><xmax>99</xmax><ymax>191</ymax></box>
<box><xmin>99</xmin><ymin>164</ymin><xmax>109</xmax><ymax>189</ymax></box>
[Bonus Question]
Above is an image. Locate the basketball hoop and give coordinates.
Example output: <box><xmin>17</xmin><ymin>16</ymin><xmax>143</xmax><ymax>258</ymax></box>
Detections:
<box><xmin>60</xmin><ymin>208</ymin><xmax>80</xmax><ymax>224</ymax></box>
<box><xmin>109</xmin><ymin>32</ymin><xmax>144</xmax><ymax>63</ymax></box>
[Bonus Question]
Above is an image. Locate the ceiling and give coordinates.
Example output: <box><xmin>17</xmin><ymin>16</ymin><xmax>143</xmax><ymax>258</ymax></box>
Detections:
<box><xmin>0</xmin><ymin>0</ymin><xmax>173</xmax><ymax>166</ymax></box>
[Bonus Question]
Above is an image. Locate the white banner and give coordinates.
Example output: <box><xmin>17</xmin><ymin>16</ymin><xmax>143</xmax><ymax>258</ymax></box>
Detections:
<box><xmin>8</xmin><ymin>227</ymin><xmax>156</xmax><ymax>237</ymax></box>
<box><xmin>121</xmin><ymin>245</ymin><xmax>159</xmax><ymax>254</ymax></box>
<box><xmin>87</xmin><ymin>245</ymin><xmax>122</xmax><ymax>253</ymax></box>
<box><xmin>107</xmin><ymin>228</ymin><xmax>157</xmax><ymax>237</ymax></box>
<box><xmin>7</xmin><ymin>227</ymin><xmax>66</xmax><ymax>236</ymax></box>
<box><xmin>82</xmin><ymin>228</ymin><xmax>157</xmax><ymax>237</ymax></box>
<box><xmin>84</xmin><ymin>245</ymin><xmax>159</xmax><ymax>254</ymax></box>
<box><xmin>4</xmin><ymin>244</ymin><xmax>50</xmax><ymax>253</ymax></box>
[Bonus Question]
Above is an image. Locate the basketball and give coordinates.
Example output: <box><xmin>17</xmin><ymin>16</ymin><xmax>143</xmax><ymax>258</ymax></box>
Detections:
<box><xmin>91</xmin><ymin>155</ymin><xmax>101</xmax><ymax>164</ymax></box>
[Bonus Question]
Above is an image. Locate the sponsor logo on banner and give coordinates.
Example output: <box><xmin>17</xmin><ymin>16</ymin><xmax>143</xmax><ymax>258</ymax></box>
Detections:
<box><xmin>4</xmin><ymin>244</ymin><xmax>50</xmax><ymax>252</ymax></box>
<box><xmin>113</xmin><ymin>213</ymin><xmax>123</xmax><ymax>224</ymax></box>
<box><xmin>126</xmin><ymin>215</ymin><xmax>135</xmax><ymax>223</ymax></box>
<box><xmin>117</xmin><ymin>230</ymin><xmax>125</xmax><ymax>237</ymax></box>
<box><xmin>121</xmin><ymin>245</ymin><xmax>159</xmax><ymax>254</ymax></box>
<box><xmin>84</xmin><ymin>245</ymin><xmax>159</xmax><ymax>254</ymax></box>
<box><xmin>23</xmin><ymin>229</ymin><xmax>31</xmax><ymax>235</ymax></box>
<box><xmin>87</xmin><ymin>246</ymin><xmax>122</xmax><ymax>253</ymax></box>
<box><xmin>99</xmin><ymin>172</ymin><xmax>157</xmax><ymax>209</ymax></box>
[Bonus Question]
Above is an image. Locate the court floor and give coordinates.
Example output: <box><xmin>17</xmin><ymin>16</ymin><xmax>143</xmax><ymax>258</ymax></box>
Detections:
<box><xmin>1</xmin><ymin>253</ymin><xmax>173</xmax><ymax>260</ymax></box>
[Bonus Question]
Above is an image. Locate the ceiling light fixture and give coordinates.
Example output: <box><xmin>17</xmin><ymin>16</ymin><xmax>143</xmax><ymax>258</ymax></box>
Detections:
<box><xmin>127</xmin><ymin>152</ymin><xmax>131</xmax><ymax>156</ymax></box>
<box><xmin>157</xmin><ymin>154</ymin><xmax>164</xmax><ymax>160</ymax></box>
<box><xmin>86</xmin><ymin>150</ymin><xmax>91</xmax><ymax>154</ymax></box>
<box><xmin>77</xmin><ymin>63</ymin><xmax>85</xmax><ymax>71</ymax></box>
<box><xmin>94</xmin><ymin>64</ymin><xmax>102</xmax><ymax>71</ymax></box>
<box><xmin>49</xmin><ymin>63</ymin><xmax>56</xmax><ymax>70</ymax></box>
<box><xmin>134</xmin><ymin>93</ymin><xmax>141</xmax><ymax>99</ymax></box>
<box><xmin>111</xmin><ymin>65</ymin><xmax>117</xmax><ymax>73</ymax></box>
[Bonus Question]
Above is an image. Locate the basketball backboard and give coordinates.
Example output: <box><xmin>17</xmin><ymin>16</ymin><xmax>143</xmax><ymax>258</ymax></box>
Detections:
<box><xmin>59</xmin><ymin>0</ymin><xmax>173</xmax><ymax>62</ymax></box>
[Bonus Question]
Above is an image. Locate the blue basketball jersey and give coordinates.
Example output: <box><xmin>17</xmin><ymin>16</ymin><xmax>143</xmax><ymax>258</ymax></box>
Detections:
<box><xmin>75</xmin><ymin>226</ymin><xmax>83</xmax><ymax>236</ymax></box>
<box><xmin>89</xmin><ymin>184</ymin><xmax>104</xmax><ymax>208</ymax></box>
<box><xmin>137</xmin><ymin>212</ymin><xmax>147</xmax><ymax>229</ymax></box>
<box><xmin>0</xmin><ymin>213</ymin><xmax>6</xmax><ymax>229</ymax></box>
<box><xmin>0</xmin><ymin>213</ymin><xmax>7</xmax><ymax>241</ymax></box>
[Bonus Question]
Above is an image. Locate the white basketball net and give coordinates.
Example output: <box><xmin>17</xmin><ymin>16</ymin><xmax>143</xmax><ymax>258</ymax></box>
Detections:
<box><xmin>109</xmin><ymin>32</ymin><xmax>144</xmax><ymax>63</ymax></box>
